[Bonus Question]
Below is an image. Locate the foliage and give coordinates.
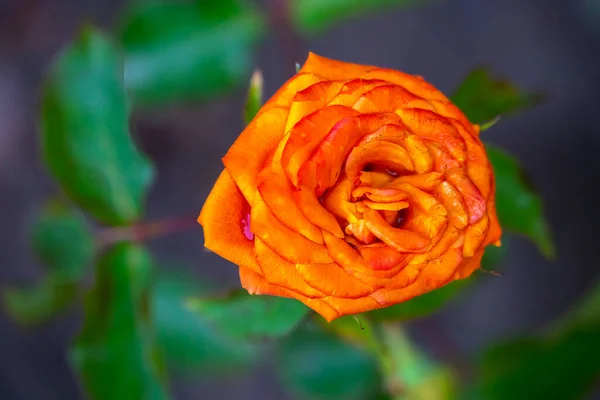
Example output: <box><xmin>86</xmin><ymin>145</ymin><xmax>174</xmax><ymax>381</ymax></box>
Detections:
<box><xmin>119</xmin><ymin>0</ymin><xmax>266</xmax><ymax>106</ymax></box>
<box><xmin>70</xmin><ymin>244</ymin><xmax>168</xmax><ymax>400</ymax></box>
<box><xmin>468</xmin><ymin>278</ymin><xmax>600</xmax><ymax>400</ymax></box>
<box><xmin>288</xmin><ymin>0</ymin><xmax>428</xmax><ymax>35</ymax></box>
<box><xmin>40</xmin><ymin>28</ymin><xmax>154</xmax><ymax>225</ymax></box>
<box><xmin>451</xmin><ymin>67</ymin><xmax>543</xmax><ymax>124</ymax></box>
<box><xmin>278</xmin><ymin>320</ymin><xmax>383</xmax><ymax>400</ymax></box>
<box><xmin>3</xmin><ymin>199</ymin><xmax>93</xmax><ymax>325</ymax></box>
<box><xmin>486</xmin><ymin>144</ymin><xmax>555</xmax><ymax>258</ymax></box>
<box><xmin>187</xmin><ymin>290</ymin><xmax>309</xmax><ymax>341</ymax></box>
<box><xmin>152</xmin><ymin>272</ymin><xmax>256</xmax><ymax>373</ymax></box>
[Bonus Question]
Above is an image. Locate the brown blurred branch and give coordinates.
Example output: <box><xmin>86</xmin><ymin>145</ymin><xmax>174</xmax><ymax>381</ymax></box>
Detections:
<box><xmin>96</xmin><ymin>216</ymin><xmax>199</xmax><ymax>247</ymax></box>
<box><xmin>267</xmin><ymin>0</ymin><xmax>307</xmax><ymax>73</ymax></box>
<box><xmin>0</xmin><ymin>0</ymin><xmax>41</xmax><ymax>46</ymax></box>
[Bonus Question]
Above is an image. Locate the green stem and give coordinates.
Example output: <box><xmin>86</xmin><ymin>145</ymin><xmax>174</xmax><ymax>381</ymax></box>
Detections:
<box><xmin>375</xmin><ymin>323</ymin><xmax>458</xmax><ymax>400</ymax></box>
<box><xmin>322</xmin><ymin>317</ymin><xmax>457</xmax><ymax>399</ymax></box>
<box><xmin>376</xmin><ymin>323</ymin><xmax>415</xmax><ymax>398</ymax></box>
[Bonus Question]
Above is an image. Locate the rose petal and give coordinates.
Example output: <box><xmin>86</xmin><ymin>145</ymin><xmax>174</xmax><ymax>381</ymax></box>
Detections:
<box><xmin>254</xmin><ymin>238</ymin><xmax>325</xmax><ymax>297</ymax></box>
<box><xmin>393</xmin><ymin>183</ymin><xmax>448</xmax><ymax>239</ymax></box>
<box><xmin>362</xmin><ymin>200</ymin><xmax>409</xmax><ymax>211</ymax></box>
<box><xmin>351</xmin><ymin>187</ymin><xmax>408</xmax><ymax>203</ymax></box>
<box><xmin>281</xmin><ymin>105</ymin><xmax>359</xmax><ymax>186</ymax></box>
<box><xmin>357</xmin><ymin>123</ymin><xmax>409</xmax><ymax>147</ymax></box>
<box><xmin>395</xmin><ymin>108</ymin><xmax>466</xmax><ymax>162</ymax></box>
<box><xmin>285</xmin><ymin>80</ymin><xmax>346</xmax><ymax>132</ymax></box>
<box><xmin>323</xmin><ymin>173</ymin><xmax>360</xmax><ymax>223</ymax></box>
<box><xmin>428</xmin><ymin>100</ymin><xmax>474</xmax><ymax>130</ymax></box>
<box><xmin>303</xmin><ymin>114</ymin><xmax>401</xmax><ymax>194</ymax></box>
<box><xmin>403</xmin><ymin>135</ymin><xmax>433</xmax><ymax>173</ymax></box>
<box><xmin>378</xmin><ymin>247</ymin><xmax>462</xmax><ymax>306</ymax></box>
<box><xmin>250</xmin><ymin>195</ymin><xmax>333</xmax><ymax>264</ymax></box>
<box><xmin>463</xmin><ymin>214</ymin><xmax>490</xmax><ymax>258</ymax></box>
<box><xmin>345</xmin><ymin>219</ymin><xmax>377</xmax><ymax>244</ymax></box>
<box><xmin>257</xmin><ymin>167</ymin><xmax>323</xmax><ymax>244</ymax></box>
<box><xmin>294</xmin><ymin>186</ymin><xmax>345</xmax><ymax>238</ymax></box>
<box><xmin>322</xmin><ymin>230</ymin><xmax>369</xmax><ymax>271</ymax></box>
<box><xmin>368</xmin><ymin>258</ymin><xmax>447</xmax><ymax>305</ymax></box>
<box><xmin>359</xmin><ymin>68</ymin><xmax>450</xmax><ymax>102</ymax></box>
<box><xmin>352</xmin><ymin>84</ymin><xmax>436</xmax><ymax>114</ymax></box>
<box><xmin>299</xmin><ymin>52</ymin><xmax>376</xmax><ymax>81</ymax></box>
<box><xmin>359</xmin><ymin>244</ymin><xmax>412</xmax><ymax>271</ymax></box>
<box><xmin>437</xmin><ymin>181</ymin><xmax>469</xmax><ymax>229</ymax></box>
<box><xmin>418</xmin><ymin>246</ymin><xmax>464</xmax><ymax>290</ymax></box>
<box><xmin>198</xmin><ymin>170</ymin><xmax>260</xmax><ymax>274</ymax></box>
<box><xmin>426</xmin><ymin>141</ymin><xmax>461</xmax><ymax>172</ymax></box>
<box><xmin>484</xmin><ymin>197</ymin><xmax>503</xmax><ymax>246</ymax></box>
<box><xmin>364</xmin><ymin>208</ymin><xmax>430</xmax><ymax>252</ymax></box>
<box><xmin>452</xmin><ymin>249</ymin><xmax>484</xmax><ymax>280</ymax></box>
<box><xmin>239</xmin><ymin>268</ymin><xmax>339</xmax><ymax>322</ymax></box>
<box><xmin>389</xmin><ymin>171</ymin><xmax>443</xmax><ymax>191</ymax></box>
<box><xmin>446</xmin><ymin>168</ymin><xmax>486</xmax><ymax>224</ymax></box>
<box><xmin>449</xmin><ymin>119</ymin><xmax>492</xmax><ymax>198</ymax></box>
<box><xmin>356</xmin><ymin>171</ymin><xmax>396</xmax><ymax>189</ymax></box>
<box><xmin>296</xmin><ymin>262</ymin><xmax>373</xmax><ymax>298</ymax></box>
<box><xmin>426</xmin><ymin>225</ymin><xmax>461</xmax><ymax>261</ymax></box>
<box><xmin>223</xmin><ymin>107</ymin><xmax>289</xmax><ymax>203</ymax></box>
<box><xmin>321</xmin><ymin>296</ymin><xmax>381</xmax><ymax>320</ymax></box>
<box><xmin>345</xmin><ymin>140</ymin><xmax>414</xmax><ymax>179</ymax></box>
<box><xmin>328</xmin><ymin>78</ymin><xmax>389</xmax><ymax>106</ymax></box>
<box><xmin>375</xmin><ymin>264</ymin><xmax>423</xmax><ymax>291</ymax></box>
<box><xmin>262</xmin><ymin>72</ymin><xmax>324</xmax><ymax>111</ymax></box>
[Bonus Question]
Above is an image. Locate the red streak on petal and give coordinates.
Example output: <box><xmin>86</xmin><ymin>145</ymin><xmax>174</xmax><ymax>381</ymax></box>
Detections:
<box><xmin>241</xmin><ymin>213</ymin><xmax>254</xmax><ymax>240</ymax></box>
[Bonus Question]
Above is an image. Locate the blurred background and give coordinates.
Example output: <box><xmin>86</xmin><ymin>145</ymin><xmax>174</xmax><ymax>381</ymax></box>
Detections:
<box><xmin>1</xmin><ymin>0</ymin><xmax>600</xmax><ymax>399</ymax></box>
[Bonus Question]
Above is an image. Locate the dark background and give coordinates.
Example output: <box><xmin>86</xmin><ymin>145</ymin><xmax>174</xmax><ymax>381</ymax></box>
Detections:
<box><xmin>1</xmin><ymin>0</ymin><xmax>600</xmax><ymax>398</ymax></box>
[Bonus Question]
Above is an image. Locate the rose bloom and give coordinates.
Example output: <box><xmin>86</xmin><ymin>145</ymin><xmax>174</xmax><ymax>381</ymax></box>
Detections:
<box><xmin>199</xmin><ymin>53</ymin><xmax>501</xmax><ymax>322</ymax></box>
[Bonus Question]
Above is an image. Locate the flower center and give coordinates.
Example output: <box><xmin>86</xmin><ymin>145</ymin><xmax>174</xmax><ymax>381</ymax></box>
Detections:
<box><xmin>336</xmin><ymin>166</ymin><xmax>412</xmax><ymax>245</ymax></box>
<box><xmin>392</xmin><ymin>207</ymin><xmax>409</xmax><ymax>228</ymax></box>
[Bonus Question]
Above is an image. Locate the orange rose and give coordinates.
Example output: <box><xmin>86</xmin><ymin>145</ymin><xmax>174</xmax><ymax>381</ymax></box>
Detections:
<box><xmin>199</xmin><ymin>53</ymin><xmax>501</xmax><ymax>322</ymax></box>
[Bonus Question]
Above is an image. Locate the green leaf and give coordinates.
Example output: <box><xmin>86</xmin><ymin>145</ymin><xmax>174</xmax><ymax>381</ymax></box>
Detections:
<box><xmin>41</xmin><ymin>27</ymin><xmax>154</xmax><ymax>226</ymax></box>
<box><xmin>278</xmin><ymin>321</ymin><xmax>382</xmax><ymax>400</ymax></box>
<box><xmin>153</xmin><ymin>272</ymin><xmax>255</xmax><ymax>372</ymax></box>
<box><xmin>2</xmin><ymin>278</ymin><xmax>78</xmax><ymax>326</ymax></box>
<box><xmin>70</xmin><ymin>243</ymin><xmax>169</xmax><ymax>400</ymax></box>
<box><xmin>1</xmin><ymin>198</ymin><xmax>96</xmax><ymax>326</ymax></box>
<box><xmin>289</xmin><ymin>0</ymin><xmax>427</xmax><ymax>35</ymax></box>
<box><xmin>243</xmin><ymin>69</ymin><xmax>263</xmax><ymax>126</ymax></box>
<box><xmin>316</xmin><ymin>319</ymin><xmax>457</xmax><ymax>399</ymax></box>
<box><xmin>472</xmin><ymin>279</ymin><xmax>600</xmax><ymax>400</ymax></box>
<box><xmin>486</xmin><ymin>144</ymin><xmax>554</xmax><ymax>258</ymax></box>
<box><xmin>479</xmin><ymin>116</ymin><xmax>501</xmax><ymax>132</ymax></box>
<box><xmin>30</xmin><ymin>198</ymin><xmax>95</xmax><ymax>280</ymax></box>
<box><xmin>119</xmin><ymin>0</ymin><xmax>266</xmax><ymax>105</ymax></box>
<box><xmin>451</xmin><ymin>67</ymin><xmax>543</xmax><ymax>124</ymax></box>
<box><xmin>187</xmin><ymin>291</ymin><xmax>309</xmax><ymax>341</ymax></box>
